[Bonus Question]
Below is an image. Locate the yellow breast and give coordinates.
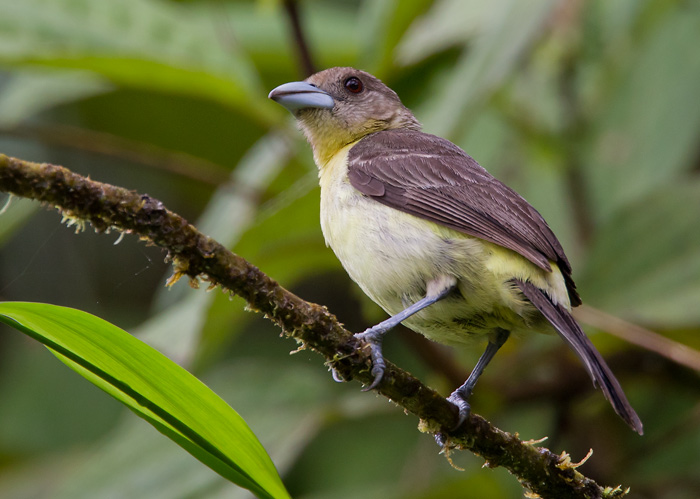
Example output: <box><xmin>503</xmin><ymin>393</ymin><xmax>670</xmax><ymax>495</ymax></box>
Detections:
<box><xmin>315</xmin><ymin>141</ymin><xmax>570</xmax><ymax>345</ymax></box>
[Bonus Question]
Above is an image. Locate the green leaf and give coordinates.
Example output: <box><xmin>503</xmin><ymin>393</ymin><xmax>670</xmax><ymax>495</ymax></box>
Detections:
<box><xmin>0</xmin><ymin>69</ymin><xmax>112</xmax><ymax>126</ymax></box>
<box><xmin>584</xmin><ymin>6</ymin><xmax>700</xmax><ymax>220</ymax></box>
<box><xmin>357</xmin><ymin>0</ymin><xmax>433</xmax><ymax>75</ymax></box>
<box><xmin>0</xmin><ymin>301</ymin><xmax>290</xmax><ymax>499</ymax></box>
<box><xmin>396</xmin><ymin>0</ymin><xmax>495</xmax><ymax>64</ymax></box>
<box><xmin>579</xmin><ymin>180</ymin><xmax>700</xmax><ymax>326</ymax></box>
<box><xmin>414</xmin><ymin>0</ymin><xmax>558</xmax><ymax>139</ymax></box>
<box><xmin>0</xmin><ymin>0</ymin><xmax>280</xmax><ymax>126</ymax></box>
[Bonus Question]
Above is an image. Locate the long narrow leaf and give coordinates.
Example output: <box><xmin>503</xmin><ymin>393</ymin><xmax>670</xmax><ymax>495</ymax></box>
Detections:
<box><xmin>0</xmin><ymin>301</ymin><xmax>290</xmax><ymax>499</ymax></box>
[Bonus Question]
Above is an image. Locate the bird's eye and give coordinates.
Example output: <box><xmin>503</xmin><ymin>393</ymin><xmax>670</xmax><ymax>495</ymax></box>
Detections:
<box><xmin>344</xmin><ymin>77</ymin><xmax>364</xmax><ymax>94</ymax></box>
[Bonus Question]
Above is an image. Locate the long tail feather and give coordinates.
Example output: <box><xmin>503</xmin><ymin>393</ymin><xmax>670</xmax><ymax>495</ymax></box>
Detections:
<box><xmin>515</xmin><ymin>279</ymin><xmax>643</xmax><ymax>434</ymax></box>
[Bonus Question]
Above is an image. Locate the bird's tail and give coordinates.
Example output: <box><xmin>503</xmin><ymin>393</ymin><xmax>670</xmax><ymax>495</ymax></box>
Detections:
<box><xmin>514</xmin><ymin>279</ymin><xmax>643</xmax><ymax>435</ymax></box>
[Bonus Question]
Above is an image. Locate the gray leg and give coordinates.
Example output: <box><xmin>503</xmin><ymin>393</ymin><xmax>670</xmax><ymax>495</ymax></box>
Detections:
<box><xmin>435</xmin><ymin>329</ymin><xmax>509</xmax><ymax>446</ymax></box>
<box><xmin>355</xmin><ymin>278</ymin><xmax>456</xmax><ymax>391</ymax></box>
<box><xmin>443</xmin><ymin>328</ymin><xmax>510</xmax><ymax>435</ymax></box>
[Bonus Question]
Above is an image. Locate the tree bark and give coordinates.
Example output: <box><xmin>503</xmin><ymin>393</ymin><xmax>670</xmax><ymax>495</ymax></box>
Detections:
<box><xmin>0</xmin><ymin>153</ymin><xmax>628</xmax><ymax>499</ymax></box>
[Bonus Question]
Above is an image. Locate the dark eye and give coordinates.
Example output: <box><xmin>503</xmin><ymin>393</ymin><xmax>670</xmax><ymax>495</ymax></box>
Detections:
<box><xmin>344</xmin><ymin>77</ymin><xmax>364</xmax><ymax>94</ymax></box>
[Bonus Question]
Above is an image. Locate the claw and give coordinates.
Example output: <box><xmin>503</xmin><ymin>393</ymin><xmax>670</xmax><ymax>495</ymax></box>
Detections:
<box><xmin>447</xmin><ymin>390</ymin><xmax>471</xmax><ymax>429</ymax></box>
<box><xmin>435</xmin><ymin>390</ymin><xmax>472</xmax><ymax>446</ymax></box>
<box><xmin>434</xmin><ymin>329</ymin><xmax>508</xmax><ymax>446</ymax></box>
<box><xmin>362</xmin><ymin>362</ymin><xmax>385</xmax><ymax>391</ymax></box>
<box><xmin>351</xmin><ymin>286</ymin><xmax>459</xmax><ymax>394</ymax></box>
<box><xmin>355</xmin><ymin>327</ymin><xmax>387</xmax><ymax>391</ymax></box>
<box><xmin>331</xmin><ymin>367</ymin><xmax>345</xmax><ymax>383</ymax></box>
<box><xmin>434</xmin><ymin>432</ymin><xmax>447</xmax><ymax>448</ymax></box>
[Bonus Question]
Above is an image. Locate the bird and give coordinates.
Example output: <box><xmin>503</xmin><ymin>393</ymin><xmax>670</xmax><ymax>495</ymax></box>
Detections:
<box><xmin>268</xmin><ymin>67</ymin><xmax>643</xmax><ymax>435</ymax></box>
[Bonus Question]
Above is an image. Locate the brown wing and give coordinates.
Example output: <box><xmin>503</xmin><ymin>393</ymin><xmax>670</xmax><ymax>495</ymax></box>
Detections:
<box><xmin>515</xmin><ymin>280</ymin><xmax>641</xmax><ymax>432</ymax></box>
<box><xmin>347</xmin><ymin>129</ymin><xmax>581</xmax><ymax>306</ymax></box>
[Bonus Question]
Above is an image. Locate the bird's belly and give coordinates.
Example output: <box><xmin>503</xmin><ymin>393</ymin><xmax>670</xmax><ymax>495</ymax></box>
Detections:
<box><xmin>319</xmin><ymin>170</ymin><xmax>539</xmax><ymax>346</ymax></box>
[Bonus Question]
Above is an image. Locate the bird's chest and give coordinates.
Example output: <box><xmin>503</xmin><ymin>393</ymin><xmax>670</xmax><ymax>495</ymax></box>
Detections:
<box><xmin>318</xmin><ymin>146</ymin><xmax>485</xmax><ymax>317</ymax></box>
<box><xmin>316</xmin><ymin>146</ymin><xmax>543</xmax><ymax>346</ymax></box>
<box><xmin>320</xmin><ymin>178</ymin><xmax>440</xmax><ymax>289</ymax></box>
<box><xmin>320</xmin><ymin>148</ymin><xmax>432</xmax><ymax>291</ymax></box>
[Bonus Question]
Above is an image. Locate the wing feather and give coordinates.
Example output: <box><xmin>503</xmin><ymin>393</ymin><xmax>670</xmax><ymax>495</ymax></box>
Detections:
<box><xmin>515</xmin><ymin>280</ymin><xmax>642</xmax><ymax>433</ymax></box>
<box><xmin>347</xmin><ymin>129</ymin><xmax>581</xmax><ymax>306</ymax></box>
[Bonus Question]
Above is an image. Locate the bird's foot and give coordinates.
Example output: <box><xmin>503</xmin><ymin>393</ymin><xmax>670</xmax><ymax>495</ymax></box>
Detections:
<box><xmin>330</xmin><ymin>367</ymin><xmax>345</xmax><ymax>383</ymax></box>
<box><xmin>435</xmin><ymin>389</ymin><xmax>472</xmax><ymax>447</ymax></box>
<box><xmin>447</xmin><ymin>389</ymin><xmax>472</xmax><ymax>428</ymax></box>
<box><xmin>354</xmin><ymin>326</ymin><xmax>387</xmax><ymax>391</ymax></box>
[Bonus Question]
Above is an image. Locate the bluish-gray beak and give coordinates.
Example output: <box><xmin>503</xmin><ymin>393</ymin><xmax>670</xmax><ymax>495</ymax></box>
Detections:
<box><xmin>268</xmin><ymin>81</ymin><xmax>335</xmax><ymax>113</ymax></box>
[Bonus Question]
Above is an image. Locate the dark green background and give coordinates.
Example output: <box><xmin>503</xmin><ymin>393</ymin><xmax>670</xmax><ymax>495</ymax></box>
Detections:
<box><xmin>1</xmin><ymin>0</ymin><xmax>699</xmax><ymax>497</ymax></box>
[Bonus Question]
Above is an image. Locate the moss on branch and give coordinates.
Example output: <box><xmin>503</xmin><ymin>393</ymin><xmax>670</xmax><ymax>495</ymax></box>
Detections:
<box><xmin>0</xmin><ymin>153</ymin><xmax>628</xmax><ymax>499</ymax></box>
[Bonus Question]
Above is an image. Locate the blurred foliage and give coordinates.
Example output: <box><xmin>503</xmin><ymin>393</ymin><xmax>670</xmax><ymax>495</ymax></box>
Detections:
<box><xmin>0</xmin><ymin>0</ymin><xmax>699</xmax><ymax>498</ymax></box>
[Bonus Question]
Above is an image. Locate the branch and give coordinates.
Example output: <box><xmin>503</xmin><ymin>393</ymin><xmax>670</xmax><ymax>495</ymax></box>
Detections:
<box><xmin>574</xmin><ymin>305</ymin><xmax>700</xmax><ymax>372</ymax></box>
<box><xmin>282</xmin><ymin>0</ymin><xmax>316</xmax><ymax>77</ymax></box>
<box><xmin>0</xmin><ymin>153</ymin><xmax>628</xmax><ymax>499</ymax></box>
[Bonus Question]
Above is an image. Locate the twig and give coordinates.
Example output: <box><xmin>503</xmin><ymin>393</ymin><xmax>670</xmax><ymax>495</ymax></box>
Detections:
<box><xmin>559</xmin><ymin>49</ymin><xmax>595</xmax><ymax>246</ymax></box>
<box><xmin>0</xmin><ymin>153</ymin><xmax>630</xmax><ymax>499</ymax></box>
<box><xmin>574</xmin><ymin>305</ymin><xmax>700</xmax><ymax>372</ymax></box>
<box><xmin>282</xmin><ymin>0</ymin><xmax>316</xmax><ymax>76</ymax></box>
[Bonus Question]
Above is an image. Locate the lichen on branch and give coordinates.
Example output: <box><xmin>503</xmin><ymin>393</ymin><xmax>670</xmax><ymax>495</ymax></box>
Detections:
<box><xmin>0</xmin><ymin>153</ymin><xmax>626</xmax><ymax>499</ymax></box>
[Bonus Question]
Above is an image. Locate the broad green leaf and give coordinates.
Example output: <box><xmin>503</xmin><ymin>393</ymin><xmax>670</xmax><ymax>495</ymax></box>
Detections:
<box><xmin>413</xmin><ymin>0</ymin><xmax>557</xmax><ymax>139</ymax></box>
<box><xmin>396</xmin><ymin>0</ymin><xmax>496</xmax><ymax>64</ymax></box>
<box><xmin>0</xmin><ymin>69</ymin><xmax>112</xmax><ymax>126</ymax></box>
<box><xmin>584</xmin><ymin>6</ymin><xmax>700</xmax><ymax>220</ymax></box>
<box><xmin>357</xmin><ymin>0</ymin><xmax>433</xmax><ymax>75</ymax></box>
<box><xmin>0</xmin><ymin>0</ymin><xmax>279</xmax><ymax>126</ymax></box>
<box><xmin>0</xmin><ymin>358</ymin><xmax>362</xmax><ymax>499</ymax></box>
<box><xmin>0</xmin><ymin>302</ymin><xmax>290</xmax><ymax>499</ymax></box>
<box><xmin>579</xmin><ymin>180</ymin><xmax>700</xmax><ymax>326</ymax></box>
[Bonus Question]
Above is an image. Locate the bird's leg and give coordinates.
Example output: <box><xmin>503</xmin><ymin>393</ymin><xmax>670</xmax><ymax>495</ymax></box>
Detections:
<box><xmin>436</xmin><ymin>328</ymin><xmax>510</xmax><ymax>446</ymax></box>
<box><xmin>355</xmin><ymin>276</ymin><xmax>457</xmax><ymax>391</ymax></box>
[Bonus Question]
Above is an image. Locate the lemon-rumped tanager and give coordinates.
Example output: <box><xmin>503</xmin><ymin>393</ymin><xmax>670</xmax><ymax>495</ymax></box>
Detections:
<box><xmin>269</xmin><ymin>67</ymin><xmax>643</xmax><ymax>435</ymax></box>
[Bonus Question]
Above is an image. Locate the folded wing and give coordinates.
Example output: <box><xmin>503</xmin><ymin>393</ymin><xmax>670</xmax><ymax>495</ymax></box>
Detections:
<box><xmin>347</xmin><ymin>129</ymin><xmax>581</xmax><ymax>306</ymax></box>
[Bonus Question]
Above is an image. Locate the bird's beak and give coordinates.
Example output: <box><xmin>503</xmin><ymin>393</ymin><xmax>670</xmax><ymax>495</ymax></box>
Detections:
<box><xmin>268</xmin><ymin>81</ymin><xmax>335</xmax><ymax>113</ymax></box>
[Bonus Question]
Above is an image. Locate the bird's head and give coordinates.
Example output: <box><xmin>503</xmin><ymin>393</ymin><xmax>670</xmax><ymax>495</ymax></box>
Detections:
<box><xmin>269</xmin><ymin>67</ymin><xmax>420</xmax><ymax>166</ymax></box>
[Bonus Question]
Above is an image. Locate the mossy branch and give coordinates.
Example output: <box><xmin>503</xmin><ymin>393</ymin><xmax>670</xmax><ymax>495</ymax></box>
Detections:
<box><xmin>0</xmin><ymin>153</ymin><xmax>627</xmax><ymax>499</ymax></box>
